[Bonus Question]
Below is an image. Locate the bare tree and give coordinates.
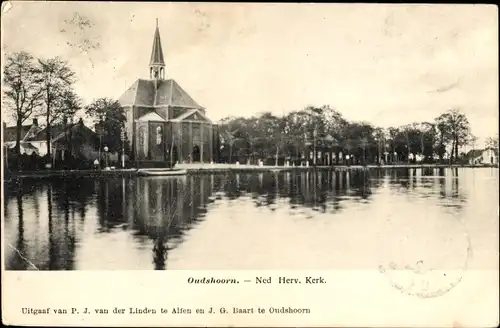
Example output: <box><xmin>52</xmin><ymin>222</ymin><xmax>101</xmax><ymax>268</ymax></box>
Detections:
<box><xmin>415</xmin><ymin>122</ymin><xmax>434</xmax><ymax>162</ymax></box>
<box><xmin>221</xmin><ymin>129</ymin><xmax>239</xmax><ymax>163</ymax></box>
<box><xmin>55</xmin><ymin>89</ymin><xmax>82</xmax><ymax>123</ymax></box>
<box><xmin>38</xmin><ymin>57</ymin><xmax>76</xmax><ymax>158</ymax></box>
<box><xmin>435</xmin><ymin>109</ymin><xmax>470</xmax><ymax>164</ymax></box>
<box><xmin>84</xmin><ymin>98</ymin><xmax>127</xmax><ymax>153</ymax></box>
<box><xmin>467</xmin><ymin>134</ymin><xmax>478</xmax><ymax>164</ymax></box>
<box><xmin>2</xmin><ymin>52</ymin><xmax>44</xmax><ymax>155</ymax></box>
<box><xmin>359</xmin><ymin>137</ymin><xmax>369</xmax><ymax>166</ymax></box>
<box><xmin>401</xmin><ymin>124</ymin><xmax>412</xmax><ymax>164</ymax></box>
<box><xmin>485</xmin><ymin>135</ymin><xmax>499</xmax><ymax>151</ymax></box>
<box><xmin>55</xmin><ymin>89</ymin><xmax>82</xmax><ymax>156</ymax></box>
<box><xmin>373</xmin><ymin>127</ymin><xmax>385</xmax><ymax>164</ymax></box>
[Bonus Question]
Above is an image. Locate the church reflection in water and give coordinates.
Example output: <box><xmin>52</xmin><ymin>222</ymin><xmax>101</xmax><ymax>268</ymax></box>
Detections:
<box><xmin>4</xmin><ymin>175</ymin><xmax>216</xmax><ymax>270</ymax></box>
<box><xmin>3</xmin><ymin>168</ymin><xmax>468</xmax><ymax>270</ymax></box>
<box><xmin>94</xmin><ymin>175</ymin><xmax>214</xmax><ymax>270</ymax></box>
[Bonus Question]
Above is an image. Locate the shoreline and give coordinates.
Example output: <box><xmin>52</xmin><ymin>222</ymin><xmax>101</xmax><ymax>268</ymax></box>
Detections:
<box><xmin>3</xmin><ymin>163</ymin><xmax>498</xmax><ymax>179</ymax></box>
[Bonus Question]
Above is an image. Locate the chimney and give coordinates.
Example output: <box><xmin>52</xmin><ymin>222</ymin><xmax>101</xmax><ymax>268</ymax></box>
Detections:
<box><xmin>33</xmin><ymin>118</ymin><xmax>38</xmax><ymax>126</ymax></box>
<box><xmin>3</xmin><ymin>122</ymin><xmax>6</xmax><ymax>130</ymax></box>
<box><xmin>79</xmin><ymin>117</ymin><xmax>84</xmax><ymax>126</ymax></box>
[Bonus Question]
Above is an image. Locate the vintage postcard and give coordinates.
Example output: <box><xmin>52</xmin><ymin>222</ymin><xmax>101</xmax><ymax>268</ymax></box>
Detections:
<box><xmin>1</xmin><ymin>2</ymin><xmax>499</xmax><ymax>327</ymax></box>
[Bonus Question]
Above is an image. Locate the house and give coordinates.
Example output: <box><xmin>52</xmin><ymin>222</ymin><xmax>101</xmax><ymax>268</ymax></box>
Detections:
<box><xmin>467</xmin><ymin>149</ymin><xmax>483</xmax><ymax>164</ymax></box>
<box><xmin>481</xmin><ymin>148</ymin><xmax>499</xmax><ymax>165</ymax></box>
<box><xmin>51</xmin><ymin>119</ymin><xmax>100</xmax><ymax>162</ymax></box>
<box><xmin>3</xmin><ymin>117</ymin><xmax>98</xmax><ymax>161</ymax></box>
<box><xmin>468</xmin><ymin>148</ymin><xmax>499</xmax><ymax>165</ymax></box>
<box><xmin>22</xmin><ymin>118</ymin><xmax>99</xmax><ymax>162</ymax></box>
<box><xmin>3</xmin><ymin>118</ymin><xmax>43</xmax><ymax>155</ymax></box>
<box><xmin>117</xmin><ymin>20</ymin><xmax>220</xmax><ymax>166</ymax></box>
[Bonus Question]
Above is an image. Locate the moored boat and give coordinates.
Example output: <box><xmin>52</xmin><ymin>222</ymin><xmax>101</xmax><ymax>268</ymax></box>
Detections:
<box><xmin>137</xmin><ymin>168</ymin><xmax>188</xmax><ymax>176</ymax></box>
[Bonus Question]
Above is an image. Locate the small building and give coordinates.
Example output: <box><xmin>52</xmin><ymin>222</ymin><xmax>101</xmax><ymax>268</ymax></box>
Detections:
<box><xmin>21</xmin><ymin>118</ymin><xmax>98</xmax><ymax>161</ymax></box>
<box><xmin>467</xmin><ymin>149</ymin><xmax>483</xmax><ymax>164</ymax></box>
<box><xmin>118</xmin><ymin>20</ymin><xmax>220</xmax><ymax>166</ymax></box>
<box><xmin>50</xmin><ymin>119</ymin><xmax>100</xmax><ymax>162</ymax></box>
<box><xmin>3</xmin><ymin>118</ymin><xmax>42</xmax><ymax>155</ymax></box>
<box><xmin>468</xmin><ymin>148</ymin><xmax>499</xmax><ymax>165</ymax></box>
<box><xmin>481</xmin><ymin>148</ymin><xmax>499</xmax><ymax>165</ymax></box>
<box><xmin>3</xmin><ymin>117</ymin><xmax>99</xmax><ymax>170</ymax></box>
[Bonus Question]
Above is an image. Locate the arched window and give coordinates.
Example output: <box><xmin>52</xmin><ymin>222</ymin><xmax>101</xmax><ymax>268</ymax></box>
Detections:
<box><xmin>156</xmin><ymin>126</ymin><xmax>162</xmax><ymax>145</ymax></box>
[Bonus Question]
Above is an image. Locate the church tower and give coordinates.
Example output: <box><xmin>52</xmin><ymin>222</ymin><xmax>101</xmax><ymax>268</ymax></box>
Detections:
<box><xmin>149</xmin><ymin>18</ymin><xmax>165</xmax><ymax>80</ymax></box>
<box><xmin>117</xmin><ymin>17</ymin><xmax>217</xmax><ymax>165</ymax></box>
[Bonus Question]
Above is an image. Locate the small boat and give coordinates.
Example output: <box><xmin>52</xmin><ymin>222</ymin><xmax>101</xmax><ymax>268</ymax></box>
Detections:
<box><xmin>137</xmin><ymin>168</ymin><xmax>188</xmax><ymax>176</ymax></box>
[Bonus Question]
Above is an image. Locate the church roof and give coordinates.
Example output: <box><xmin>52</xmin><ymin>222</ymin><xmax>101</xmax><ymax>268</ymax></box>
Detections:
<box><xmin>150</xmin><ymin>22</ymin><xmax>165</xmax><ymax>66</ymax></box>
<box><xmin>171</xmin><ymin>108</ymin><xmax>211</xmax><ymax>123</ymax></box>
<box><xmin>137</xmin><ymin>111</ymin><xmax>167</xmax><ymax>122</ymax></box>
<box><xmin>118</xmin><ymin>79</ymin><xmax>204</xmax><ymax>110</ymax></box>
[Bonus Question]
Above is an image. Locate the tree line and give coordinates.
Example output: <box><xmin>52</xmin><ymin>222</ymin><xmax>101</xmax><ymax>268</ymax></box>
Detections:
<box><xmin>217</xmin><ymin>105</ymin><xmax>498</xmax><ymax>166</ymax></box>
<box><xmin>3</xmin><ymin>51</ymin><xmax>498</xmax><ymax>168</ymax></box>
<box><xmin>3</xmin><ymin>51</ymin><xmax>127</xmax><ymax>166</ymax></box>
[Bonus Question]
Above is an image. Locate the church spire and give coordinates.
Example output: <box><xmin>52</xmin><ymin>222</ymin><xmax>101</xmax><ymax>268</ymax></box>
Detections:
<box><xmin>149</xmin><ymin>18</ymin><xmax>165</xmax><ymax>80</ymax></box>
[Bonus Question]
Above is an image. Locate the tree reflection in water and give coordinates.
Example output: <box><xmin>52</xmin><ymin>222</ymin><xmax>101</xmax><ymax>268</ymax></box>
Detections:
<box><xmin>2</xmin><ymin>168</ymin><xmax>475</xmax><ymax>270</ymax></box>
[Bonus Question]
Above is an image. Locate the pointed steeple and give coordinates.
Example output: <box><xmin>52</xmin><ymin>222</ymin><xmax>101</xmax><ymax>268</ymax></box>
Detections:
<box><xmin>149</xmin><ymin>18</ymin><xmax>165</xmax><ymax>80</ymax></box>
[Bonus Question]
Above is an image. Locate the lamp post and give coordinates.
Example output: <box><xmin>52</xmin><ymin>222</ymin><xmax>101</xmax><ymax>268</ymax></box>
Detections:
<box><xmin>4</xmin><ymin>145</ymin><xmax>8</xmax><ymax>171</ymax></box>
<box><xmin>104</xmin><ymin>146</ymin><xmax>109</xmax><ymax>169</ymax></box>
<box><xmin>96</xmin><ymin>122</ymin><xmax>103</xmax><ymax>168</ymax></box>
<box><xmin>120</xmin><ymin>129</ymin><xmax>125</xmax><ymax>168</ymax></box>
<box><xmin>313</xmin><ymin>129</ymin><xmax>317</xmax><ymax>166</ymax></box>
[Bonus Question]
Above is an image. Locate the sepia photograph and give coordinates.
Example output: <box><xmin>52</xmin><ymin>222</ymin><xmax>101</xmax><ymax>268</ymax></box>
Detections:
<box><xmin>1</xmin><ymin>2</ymin><xmax>498</xmax><ymax>327</ymax></box>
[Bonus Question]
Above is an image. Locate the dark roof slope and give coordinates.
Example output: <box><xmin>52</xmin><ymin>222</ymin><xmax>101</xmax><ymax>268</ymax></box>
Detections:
<box><xmin>118</xmin><ymin>79</ymin><xmax>204</xmax><ymax>112</ymax></box>
<box><xmin>466</xmin><ymin>148</ymin><xmax>499</xmax><ymax>158</ymax></box>
<box><xmin>24</xmin><ymin>124</ymin><xmax>65</xmax><ymax>142</ymax></box>
<box><xmin>150</xmin><ymin>25</ymin><xmax>165</xmax><ymax>66</ymax></box>
<box><xmin>3</xmin><ymin>124</ymin><xmax>34</xmax><ymax>142</ymax></box>
<box><xmin>52</xmin><ymin>122</ymin><xmax>98</xmax><ymax>145</ymax></box>
<box><xmin>466</xmin><ymin>149</ymin><xmax>484</xmax><ymax>158</ymax></box>
<box><xmin>24</xmin><ymin>121</ymin><xmax>96</xmax><ymax>143</ymax></box>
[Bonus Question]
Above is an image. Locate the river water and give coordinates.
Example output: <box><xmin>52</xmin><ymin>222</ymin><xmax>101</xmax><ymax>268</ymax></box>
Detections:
<box><xmin>3</xmin><ymin>168</ymin><xmax>498</xmax><ymax>271</ymax></box>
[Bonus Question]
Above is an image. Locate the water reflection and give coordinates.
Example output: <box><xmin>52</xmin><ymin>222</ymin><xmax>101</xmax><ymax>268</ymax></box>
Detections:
<box><xmin>3</xmin><ymin>168</ymin><xmax>498</xmax><ymax>270</ymax></box>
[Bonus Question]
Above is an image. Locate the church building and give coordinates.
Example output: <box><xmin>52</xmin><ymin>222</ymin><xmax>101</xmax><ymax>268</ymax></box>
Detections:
<box><xmin>118</xmin><ymin>20</ymin><xmax>219</xmax><ymax>166</ymax></box>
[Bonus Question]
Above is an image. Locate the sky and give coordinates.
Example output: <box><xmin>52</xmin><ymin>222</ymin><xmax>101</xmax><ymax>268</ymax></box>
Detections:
<box><xmin>1</xmin><ymin>2</ymin><xmax>498</xmax><ymax>146</ymax></box>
